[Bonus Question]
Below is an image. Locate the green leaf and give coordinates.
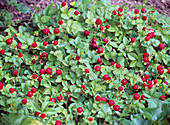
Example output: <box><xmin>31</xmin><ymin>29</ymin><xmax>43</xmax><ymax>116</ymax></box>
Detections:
<box><xmin>41</xmin><ymin>16</ymin><xmax>50</xmax><ymax>23</ymax></box>
<box><xmin>127</xmin><ymin>53</ymin><xmax>137</xmax><ymax>60</ymax></box>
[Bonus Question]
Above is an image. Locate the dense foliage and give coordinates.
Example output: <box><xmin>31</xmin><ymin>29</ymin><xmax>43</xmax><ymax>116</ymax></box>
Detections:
<box><xmin>0</xmin><ymin>0</ymin><xmax>170</xmax><ymax>125</ymax></box>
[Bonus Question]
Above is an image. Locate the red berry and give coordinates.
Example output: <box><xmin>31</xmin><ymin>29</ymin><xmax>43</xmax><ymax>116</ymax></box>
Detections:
<box><xmin>95</xmin><ymin>95</ymin><xmax>101</xmax><ymax>102</ymax></box>
<box><xmin>141</xmin><ymin>8</ymin><xmax>146</xmax><ymax>13</ymax></box>
<box><xmin>9</xmin><ymin>88</ymin><xmax>15</xmax><ymax>93</ymax></box>
<box><xmin>145</xmin><ymin>36</ymin><xmax>150</xmax><ymax>41</ymax></box>
<box><xmin>143</xmin><ymin>27</ymin><xmax>147</xmax><ymax>31</ymax></box>
<box><xmin>112</xmin><ymin>10</ymin><xmax>117</xmax><ymax>15</ymax></box>
<box><xmin>22</xmin><ymin>98</ymin><xmax>27</xmax><ymax>104</ymax></box>
<box><xmin>142</xmin><ymin>16</ymin><xmax>147</xmax><ymax>21</ymax></box>
<box><xmin>157</xmin><ymin>65</ymin><xmax>163</xmax><ymax>70</ymax></box>
<box><xmin>42</xmin><ymin>52</ymin><xmax>48</xmax><ymax>58</ymax></box>
<box><xmin>57</xmin><ymin>95</ymin><xmax>63</xmax><ymax>101</ymax></box>
<box><xmin>158</xmin><ymin>43</ymin><xmax>165</xmax><ymax>50</ymax></box>
<box><xmin>143</xmin><ymin>52</ymin><xmax>149</xmax><ymax>57</ymax></box>
<box><xmin>38</xmin><ymin>76</ymin><xmax>43</xmax><ymax>82</ymax></box>
<box><xmin>77</xmin><ymin>107</ymin><xmax>83</xmax><ymax>113</ymax></box>
<box><xmin>75</xmin><ymin>55</ymin><xmax>81</xmax><ymax>60</ymax></box>
<box><xmin>53</xmin><ymin>40</ymin><xmax>59</xmax><ymax>46</ymax></box>
<box><xmin>103</xmin><ymin>74</ymin><xmax>109</xmax><ymax>80</ymax></box>
<box><xmin>88</xmin><ymin>117</ymin><xmax>93</xmax><ymax>121</ymax></box>
<box><xmin>97</xmin><ymin>47</ymin><xmax>103</xmax><ymax>54</ymax></box>
<box><xmin>143</xmin><ymin>57</ymin><xmax>149</xmax><ymax>62</ymax></box>
<box><xmin>55</xmin><ymin>120</ymin><xmax>62</xmax><ymax>125</ymax></box>
<box><xmin>164</xmin><ymin>81</ymin><xmax>168</xmax><ymax>86</ymax></box>
<box><xmin>103</xmin><ymin>19</ymin><xmax>107</xmax><ymax>23</ymax></box>
<box><xmin>40</xmin><ymin>113</ymin><xmax>46</xmax><ymax>119</ymax></box>
<box><xmin>159</xmin><ymin>95</ymin><xmax>165</xmax><ymax>101</ymax></box>
<box><xmin>0</xmin><ymin>49</ymin><xmax>5</xmax><ymax>54</ymax></box>
<box><xmin>46</xmin><ymin>67</ymin><xmax>53</xmax><ymax>75</ymax></box>
<box><xmin>134</xmin><ymin>9</ymin><xmax>139</xmax><ymax>14</ymax></box>
<box><xmin>58</xmin><ymin>20</ymin><xmax>64</xmax><ymax>25</ymax></box>
<box><xmin>118</xmin><ymin>86</ymin><xmax>124</xmax><ymax>91</ymax></box>
<box><xmin>133</xmin><ymin>84</ymin><xmax>139</xmax><ymax>90</ymax></box>
<box><xmin>32</xmin><ymin>42</ymin><xmax>38</xmax><ymax>48</ymax></box>
<box><xmin>43</xmin><ymin>41</ymin><xmax>48</xmax><ymax>46</ymax></box>
<box><xmin>17</xmin><ymin>43</ymin><xmax>22</xmax><ymax>49</ymax></box>
<box><xmin>144</xmin><ymin>74</ymin><xmax>150</xmax><ymax>79</ymax></box>
<box><xmin>34</xmin><ymin>112</ymin><xmax>40</xmax><ymax>117</ymax></box>
<box><xmin>97</xmin><ymin>58</ymin><xmax>103</xmax><ymax>63</ymax></box>
<box><xmin>40</xmin><ymin>69</ymin><xmax>46</xmax><ymax>74</ymax></box>
<box><xmin>18</xmin><ymin>53</ymin><xmax>23</xmax><ymax>58</ymax></box>
<box><xmin>103</xmin><ymin>38</ymin><xmax>109</xmax><ymax>43</ymax></box>
<box><xmin>153</xmin><ymin>80</ymin><xmax>158</xmax><ymax>84</ymax></box>
<box><xmin>92</xmin><ymin>38</ymin><xmax>97</xmax><ymax>43</ymax></box>
<box><xmin>27</xmin><ymin>91</ymin><xmax>33</xmax><ymax>97</ymax></box>
<box><xmin>106</xmin><ymin>25</ymin><xmax>110</xmax><ymax>29</ymax></box>
<box><xmin>118</xmin><ymin>13</ymin><xmax>123</xmax><ymax>17</ymax></box>
<box><xmin>121</xmin><ymin>79</ymin><xmax>127</xmax><ymax>85</ymax></box>
<box><xmin>141</xmin><ymin>95</ymin><xmax>146</xmax><ymax>100</ymax></box>
<box><xmin>85</xmin><ymin>68</ymin><xmax>90</xmax><ymax>73</ymax></box>
<box><xmin>95</xmin><ymin>18</ymin><xmax>102</xmax><ymax>26</ymax></box>
<box><xmin>134</xmin><ymin>16</ymin><xmax>139</xmax><ymax>20</ymax></box>
<box><xmin>133</xmin><ymin>93</ymin><xmax>140</xmax><ymax>100</ymax></box>
<box><xmin>147</xmin><ymin>80</ymin><xmax>152</xmax><ymax>85</ymax></box>
<box><xmin>13</xmin><ymin>69</ymin><xmax>18</xmax><ymax>76</ymax></box>
<box><xmin>131</xmin><ymin>37</ymin><xmax>135</xmax><ymax>43</ymax></box>
<box><xmin>158</xmin><ymin>69</ymin><xmax>164</xmax><ymax>74</ymax></box>
<box><xmin>148</xmin><ymin>84</ymin><xmax>153</xmax><ymax>89</ymax></box>
<box><xmin>42</xmin><ymin>28</ymin><xmax>49</xmax><ymax>35</ymax></box>
<box><xmin>114</xmin><ymin>105</ymin><xmax>120</xmax><ymax>111</ymax></box>
<box><xmin>56</xmin><ymin>69</ymin><xmax>62</xmax><ymax>75</ymax></box>
<box><xmin>101</xmin><ymin>97</ymin><xmax>107</xmax><ymax>102</ymax></box>
<box><xmin>31</xmin><ymin>88</ymin><xmax>36</xmax><ymax>93</ymax></box>
<box><xmin>81</xmin><ymin>85</ymin><xmax>86</xmax><ymax>90</ymax></box>
<box><xmin>32</xmin><ymin>74</ymin><xmax>37</xmax><ymax>79</ymax></box>
<box><xmin>143</xmin><ymin>83</ymin><xmax>148</xmax><ymax>88</ymax></box>
<box><xmin>61</xmin><ymin>2</ymin><xmax>67</xmax><ymax>7</ymax></box>
<box><xmin>49</xmin><ymin>98</ymin><xmax>56</xmax><ymax>103</ymax></box>
<box><xmin>84</xmin><ymin>30</ymin><xmax>89</xmax><ymax>36</ymax></box>
<box><xmin>95</xmin><ymin>66</ymin><xmax>101</xmax><ymax>72</ymax></box>
<box><xmin>99</xmin><ymin>26</ymin><xmax>104</xmax><ymax>31</ymax></box>
<box><xmin>32</xmin><ymin>59</ymin><xmax>37</xmax><ymax>64</ymax></box>
<box><xmin>6</xmin><ymin>37</ymin><xmax>13</xmax><ymax>44</ymax></box>
<box><xmin>54</xmin><ymin>28</ymin><xmax>60</xmax><ymax>34</ymax></box>
<box><xmin>111</xmin><ymin>61</ymin><xmax>115</xmax><ymax>66</ymax></box>
<box><xmin>91</xmin><ymin>43</ymin><xmax>97</xmax><ymax>48</ymax></box>
<box><xmin>167</xmin><ymin>69</ymin><xmax>170</xmax><ymax>74</ymax></box>
<box><xmin>116</xmin><ymin>63</ymin><xmax>121</xmax><ymax>69</ymax></box>
<box><xmin>0</xmin><ymin>82</ymin><xmax>4</xmax><ymax>89</ymax></box>
<box><xmin>108</xmin><ymin>100</ymin><xmax>115</xmax><ymax>106</ymax></box>
<box><xmin>118</xmin><ymin>7</ymin><xmax>123</xmax><ymax>12</ymax></box>
<box><xmin>74</xmin><ymin>10</ymin><xmax>79</xmax><ymax>15</ymax></box>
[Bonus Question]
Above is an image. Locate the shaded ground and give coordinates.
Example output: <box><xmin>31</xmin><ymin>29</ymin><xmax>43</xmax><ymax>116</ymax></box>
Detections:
<box><xmin>0</xmin><ymin>0</ymin><xmax>170</xmax><ymax>27</ymax></box>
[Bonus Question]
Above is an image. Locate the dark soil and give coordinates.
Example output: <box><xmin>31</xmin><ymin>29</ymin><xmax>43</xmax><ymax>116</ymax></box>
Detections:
<box><xmin>0</xmin><ymin>0</ymin><xmax>170</xmax><ymax>29</ymax></box>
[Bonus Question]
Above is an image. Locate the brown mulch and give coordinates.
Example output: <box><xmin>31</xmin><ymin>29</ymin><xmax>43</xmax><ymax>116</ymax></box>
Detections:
<box><xmin>0</xmin><ymin>0</ymin><xmax>170</xmax><ymax>29</ymax></box>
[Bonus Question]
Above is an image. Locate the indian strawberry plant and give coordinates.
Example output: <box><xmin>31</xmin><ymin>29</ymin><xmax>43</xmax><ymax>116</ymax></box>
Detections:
<box><xmin>0</xmin><ymin>0</ymin><xmax>170</xmax><ymax>125</ymax></box>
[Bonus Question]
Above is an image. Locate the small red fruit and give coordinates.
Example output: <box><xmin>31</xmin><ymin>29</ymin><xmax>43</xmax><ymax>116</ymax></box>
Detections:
<box><xmin>103</xmin><ymin>74</ymin><xmax>110</xmax><ymax>80</ymax></box>
<box><xmin>53</xmin><ymin>40</ymin><xmax>59</xmax><ymax>46</ymax></box>
<box><xmin>0</xmin><ymin>82</ymin><xmax>4</xmax><ymax>89</ymax></box>
<box><xmin>141</xmin><ymin>95</ymin><xmax>146</xmax><ymax>100</ymax></box>
<box><xmin>158</xmin><ymin>43</ymin><xmax>165</xmax><ymax>50</ymax></box>
<box><xmin>0</xmin><ymin>49</ymin><xmax>5</xmax><ymax>54</ymax></box>
<box><xmin>27</xmin><ymin>91</ymin><xmax>33</xmax><ymax>97</ymax></box>
<box><xmin>114</xmin><ymin>105</ymin><xmax>120</xmax><ymax>111</ymax></box>
<box><xmin>145</xmin><ymin>36</ymin><xmax>150</xmax><ymax>41</ymax></box>
<box><xmin>31</xmin><ymin>88</ymin><xmax>36</xmax><ymax>93</ymax></box>
<box><xmin>61</xmin><ymin>2</ymin><xmax>67</xmax><ymax>7</ymax></box>
<box><xmin>40</xmin><ymin>69</ymin><xmax>46</xmax><ymax>74</ymax></box>
<box><xmin>118</xmin><ymin>7</ymin><xmax>123</xmax><ymax>12</ymax></box>
<box><xmin>85</xmin><ymin>68</ymin><xmax>90</xmax><ymax>73</ymax></box>
<box><xmin>133</xmin><ymin>84</ymin><xmax>139</xmax><ymax>90</ymax></box>
<box><xmin>143</xmin><ymin>27</ymin><xmax>147</xmax><ymax>31</ymax></box>
<box><xmin>108</xmin><ymin>100</ymin><xmax>115</xmax><ymax>106</ymax></box>
<box><xmin>134</xmin><ymin>16</ymin><xmax>139</xmax><ymax>20</ymax></box>
<box><xmin>158</xmin><ymin>69</ymin><xmax>164</xmax><ymax>74</ymax></box>
<box><xmin>88</xmin><ymin>117</ymin><xmax>93</xmax><ymax>122</ymax></box>
<box><xmin>46</xmin><ymin>67</ymin><xmax>53</xmax><ymax>75</ymax></box>
<box><xmin>6</xmin><ymin>37</ymin><xmax>13</xmax><ymax>44</ymax></box>
<box><xmin>57</xmin><ymin>95</ymin><xmax>63</xmax><ymax>101</ymax></box>
<box><xmin>164</xmin><ymin>81</ymin><xmax>168</xmax><ymax>86</ymax></box>
<box><xmin>55</xmin><ymin>120</ymin><xmax>62</xmax><ymax>125</ymax></box>
<box><xmin>77</xmin><ymin>107</ymin><xmax>83</xmax><ymax>113</ymax></box>
<box><xmin>143</xmin><ymin>83</ymin><xmax>148</xmax><ymax>88</ymax></box>
<box><xmin>49</xmin><ymin>98</ymin><xmax>56</xmax><ymax>103</ymax></box>
<box><xmin>106</xmin><ymin>25</ymin><xmax>110</xmax><ymax>29</ymax></box>
<box><xmin>92</xmin><ymin>38</ymin><xmax>97</xmax><ymax>43</ymax></box>
<box><xmin>112</xmin><ymin>10</ymin><xmax>117</xmax><ymax>15</ymax></box>
<box><xmin>167</xmin><ymin>69</ymin><xmax>170</xmax><ymax>74</ymax></box>
<box><xmin>121</xmin><ymin>79</ymin><xmax>127</xmax><ymax>85</ymax></box>
<box><xmin>142</xmin><ymin>77</ymin><xmax>146</xmax><ymax>82</ymax></box>
<box><xmin>143</xmin><ymin>57</ymin><xmax>149</xmax><ymax>62</ymax></box>
<box><xmin>58</xmin><ymin>20</ymin><xmax>64</xmax><ymax>25</ymax></box>
<box><xmin>153</xmin><ymin>80</ymin><xmax>158</xmax><ymax>84</ymax></box>
<box><xmin>111</xmin><ymin>61</ymin><xmax>115</xmax><ymax>66</ymax></box>
<box><xmin>116</xmin><ymin>63</ymin><xmax>121</xmax><ymax>69</ymax></box>
<box><xmin>38</xmin><ymin>76</ymin><xmax>43</xmax><ymax>82</ymax></box>
<box><xmin>144</xmin><ymin>74</ymin><xmax>150</xmax><ymax>79</ymax></box>
<box><xmin>9</xmin><ymin>88</ymin><xmax>15</xmax><ymax>93</ymax></box>
<box><xmin>95</xmin><ymin>18</ymin><xmax>102</xmax><ymax>26</ymax></box>
<box><xmin>141</xmin><ymin>8</ymin><xmax>146</xmax><ymax>13</ymax></box>
<box><xmin>118</xmin><ymin>13</ymin><xmax>123</xmax><ymax>17</ymax></box>
<box><xmin>97</xmin><ymin>58</ymin><xmax>103</xmax><ymax>63</ymax></box>
<box><xmin>131</xmin><ymin>37</ymin><xmax>135</xmax><ymax>43</ymax></box>
<box><xmin>157</xmin><ymin>65</ymin><xmax>163</xmax><ymax>70</ymax></box>
<box><xmin>91</xmin><ymin>43</ymin><xmax>97</xmax><ymax>48</ymax></box>
<box><xmin>22</xmin><ymin>98</ymin><xmax>27</xmax><ymax>104</ymax></box>
<box><xmin>84</xmin><ymin>30</ymin><xmax>89</xmax><ymax>36</ymax></box>
<box><xmin>103</xmin><ymin>38</ymin><xmax>109</xmax><ymax>43</ymax></box>
<box><xmin>148</xmin><ymin>84</ymin><xmax>153</xmax><ymax>89</ymax></box>
<box><xmin>97</xmin><ymin>47</ymin><xmax>103</xmax><ymax>54</ymax></box>
<box><xmin>18</xmin><ymin>53</ymin><xmax>23</xmax><ymax>58</ymax></box>
<box><xmin>42</xmin><ymin>28</ymin><xmax>49</xmax><ymax>35</ymax></box>
<box><xmin>54</xmin><ymin>28</ymin><xmax>60</xmax><ymax>34</ymax></box>
<box><xmin>118</xmin><ymin>86</ymin><xmax>124</xmax><ymax>91</ymax></box>
<box><xmin>95</xmin><ymin>66</ymin><xmax>101</xmax><ymax>71</ymax></box>
<box><xmin>56</xmin><ymin>69</ymin><xmax>62</xmax><ymax>75</ymax></box>
<box><xmin>142</xmin><ymin>16</ymin><xmax>147</xmax><ymax>20</ymax></box>
<box><xmin>81</xmin><ymin>85</ymin><xmax>86</xmax><ymax>90</ymax></box>
<box><xmin>133</xmin><ymin>93</ymin><xmax>140</xmax><ymax>100</ymax></box>
<box><xmin>159</xmin><ymin>95</ymin><xmax>165</xmax><ymax>101</ymax></box>
<box><xmin>74</xmin><ymin>10</ymin><xmax>79</xmax><ymax>15</ymax></box>
<box><xmin>99</xmin><ymin>26</ymin><xmax>104</xmax><ymax>31</ymax></box>
<box><xmin>34</xmin><ymin>112</ymin><xmax>40</xmax><ymax>117</ymax></box>
<box><xmin>43</xmin><ymin>41</ymin><xmax>48</xmax><ymax>46</ymax></box>
<box><xmin>134</xmin><ymin>9</ymin><xmax>139</xmax><ymax>14</ymax></box>
<box><xmin>143</xmin><ymin>52</ymin><xmax>149</xmax><ymax>57</ymax></box>
<box><xmin>101</xmin><ymin>97</ymin><xmax>107</xmax><ymax>102</ymax></box>
<box><xmin>32</xmin><ymin>74</ymin><xmax>37</xmax><ymax>79</ymax></box>
<box><xmin>32</xmin><ymin>42</ymin><xmax>38</xmax><ymax>48</ymax></box>
<box><xmin>40</xmin><ymin>113</ymin><xmax>46</xmax><ymax>119</ymax></box>
<box><xmin>13</xmin><ymin>69</ymin><xmax>18</xmax><ymax>76</ymax></box>
<box><xmin>32</xmin><ymin>59</ymin><xmax>37</xmax><ymax>64</ymax></box>
<box><xmin>17</xmin><ymin>43</ymin><xmax>22</xmax><ymax>49</ymax></box>
<box><xmin>95</xmin><ymin>95</ymin><xmax>101</xmax><ymax>102</ymax></box>
<box><xmin>75</xmin><ymin>55</ymin><xmax>81</xmax><ymax>61</ymax></box>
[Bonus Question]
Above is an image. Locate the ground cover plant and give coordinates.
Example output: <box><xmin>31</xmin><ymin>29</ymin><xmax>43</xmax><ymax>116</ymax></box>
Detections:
<box><xmin>0</xmin><ymin>0</ymin><xmax>170</xmax><ymax>125</ymax></box>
